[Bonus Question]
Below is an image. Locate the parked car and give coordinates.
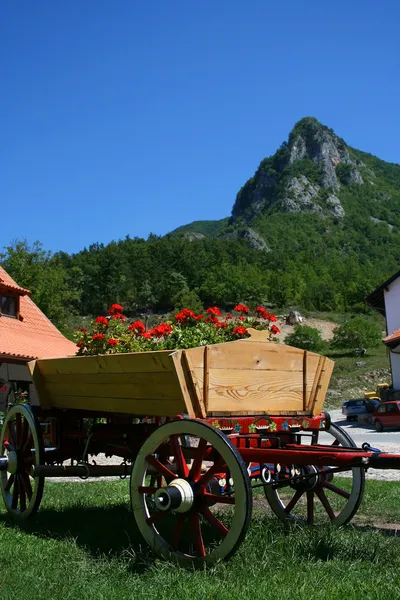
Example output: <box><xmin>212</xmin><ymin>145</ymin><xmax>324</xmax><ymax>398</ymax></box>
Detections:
<box><xmin>342</xmin><ymin>398</ymin><xmax>380</xmax><ymax>421</ymax></box>
<box><xmin>372</xmin><ymin>401</ymin><xmax>400</xmax><ymax>432</ymax></box>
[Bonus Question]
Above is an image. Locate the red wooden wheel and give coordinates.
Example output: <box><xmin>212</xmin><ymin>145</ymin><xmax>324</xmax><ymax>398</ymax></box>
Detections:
<box><xmin>0</xmin><ymin>404</ymin><xmax>45</xmax><ymax>520</ymax></box>
<box><xmin>264</xmin><ymin>424</ymin><xmax>365</xmax><ymax>526</ymax></box>
<box><xmin>131</xmin><ymin>420</ymin><xmax>252</xmax><ymax>567</ymax></box>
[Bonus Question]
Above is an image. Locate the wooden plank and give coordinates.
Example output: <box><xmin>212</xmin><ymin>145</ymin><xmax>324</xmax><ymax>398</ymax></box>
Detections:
<box><xmin>43</xmin><ymin>394</ymin><xmax>185</xmax><ymax>416</ymax></box>
<box><xmin>194</xmin><ymin>368</ymin><xmax>316</xmax><ymax>394</ymax></box>
<box><xmin>39</xmin><ymin>372</ymin><xmax>180</xmax><ymax>385</ymax></box>
<box><xmin>311</xmin><ymin>357</ymin><xmax>335</xmax><ymax>415</ymax></box>
<box><xmin>28</xmin><ymin>360</ymin><xmax>53</xmax><ymax>410</ymax></box>
<box><xmin>183</xmin><ymin>350</ymin><xmax>206</xmax><ymax>417</ymax></box>
<box><xmin>185</xmin><ymin>342</ymin><xmax>321</xmax><ymax>373</ymax></box>
<box><xmin>203</xmin><ymin>346</ymin><xmax>209</xmax><ymax>412</ymax></box>
<box><xmin>207</xmin><ymin>392</ymin><xmax>304</xmax><ymax>413</ymax></box>
<box><xmin>303</xmin><ymin>350</ymin><xmax>308</xmax><ymax>411</ymax></box>
<box><xmin>36</xmin><ymin>350</ymin><xmax>174</xmax><ymax>376</ymax></box>
<box><xmin>307</xmin><ymin>355</ymin><xmax>324</xmax><ymax>413</ymax></box>
<box><xmin>44</xmin><ymin>379</ymin><xmax>181</xmax><ymax>401</ymax></box>
<box><xmin>170</xmin><ymin>350</ymin><xmax>199</xmax><ymax>418</ymax></box>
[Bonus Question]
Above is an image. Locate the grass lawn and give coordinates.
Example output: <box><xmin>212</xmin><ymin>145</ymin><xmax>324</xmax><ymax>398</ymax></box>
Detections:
<box><xmin>2</xmin><ymin>479</ymin><xmax>400</xmax><ymax>599</ymax></box>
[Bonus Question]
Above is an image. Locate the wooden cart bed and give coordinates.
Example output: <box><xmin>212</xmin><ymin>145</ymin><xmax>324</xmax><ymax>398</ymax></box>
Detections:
<box><xmin>28</xmin><ymin>330</ymin><xmax>334</xmax><ymax>418</ymax></box>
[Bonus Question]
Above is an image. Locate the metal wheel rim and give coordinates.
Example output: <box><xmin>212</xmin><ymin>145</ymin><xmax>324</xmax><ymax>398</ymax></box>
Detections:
<box><xmin>0</xmin><ymin>404</ymin><xmax>44</xmax><ymax>520</ymax></box>
<box><xmin>265</xmin><ymin>423</ymin><xmax>365</xmax><ymax>526</ymax></box>
<box><xmin>131</xmin><ymin>420</ymin><xmax>252</xmax><ymax>567</ymax></box>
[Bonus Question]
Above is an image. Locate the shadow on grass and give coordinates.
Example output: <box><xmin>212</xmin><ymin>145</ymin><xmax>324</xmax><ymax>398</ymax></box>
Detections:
<box><xmin>0</xmin><ymin>504</ymin><xmax>155</xmax><ymax>573</ymax></box>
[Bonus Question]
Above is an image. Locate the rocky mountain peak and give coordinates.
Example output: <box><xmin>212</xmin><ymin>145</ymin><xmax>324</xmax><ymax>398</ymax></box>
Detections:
<box><xmin>231</xmin><ymin>117</ymin><xmax>364</xmax><ymax>221</ymax></box>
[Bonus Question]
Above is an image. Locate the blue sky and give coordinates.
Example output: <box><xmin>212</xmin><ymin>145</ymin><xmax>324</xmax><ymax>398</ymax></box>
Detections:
<box><xmin>2</xmin><ymin>1</ymin><xmax>399</xmax><ymax>254</ymax></box>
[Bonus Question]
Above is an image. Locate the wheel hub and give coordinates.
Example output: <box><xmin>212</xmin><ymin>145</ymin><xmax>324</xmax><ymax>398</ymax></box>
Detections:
<box><xmin>7</xmin><ymin>451</ymin><xmax>18</xmax><ymax>475</ymax></box>
<box><xmin>154</xmin><ymin>478</ymin><xmax>194</xmax><ymax>513</ymax></box>
<box><xmin>291</xmin><ymin>465</ymin><xmax>320</xmax><ymax>492</ymax></box>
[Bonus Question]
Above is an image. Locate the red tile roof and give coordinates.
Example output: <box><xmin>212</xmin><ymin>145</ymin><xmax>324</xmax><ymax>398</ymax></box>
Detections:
<box><xmin>383</xmin><ymin>328</ymin><xmax>400</xmax><ymax>350</ymax></box>
<box><xmin>0</xmin><ymin>266</ymin><xmax>77</xmax><ymax>360</ymax></box>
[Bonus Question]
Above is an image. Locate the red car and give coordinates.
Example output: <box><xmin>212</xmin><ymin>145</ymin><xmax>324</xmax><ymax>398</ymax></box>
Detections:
<box><xmin>373</xmin><ymin>401</ymin><xmax>400</xmax><ymax>432</ymax></box>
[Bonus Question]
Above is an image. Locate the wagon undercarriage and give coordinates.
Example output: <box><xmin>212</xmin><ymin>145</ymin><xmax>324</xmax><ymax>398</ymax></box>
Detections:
<box><xmin>2</xmin><ymin>402</ymin><xmax>400</xmax><ymax>567</ymax></box>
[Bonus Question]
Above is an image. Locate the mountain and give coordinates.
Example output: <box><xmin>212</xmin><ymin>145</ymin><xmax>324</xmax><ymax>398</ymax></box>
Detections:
<box><xmin>171</xmin><ymin>117</ymin><xmax>400</xmax><ymax>239</ymax></box>
<box><xmin>168</xmin><ymin>117</ymin><xmax>400</xmax><ymax>307</ymax></box>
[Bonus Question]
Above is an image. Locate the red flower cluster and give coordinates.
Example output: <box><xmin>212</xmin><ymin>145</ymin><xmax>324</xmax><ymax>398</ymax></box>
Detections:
<box><xmin>234</xmin><ymin>304</ymin><xmax>249</xmax><ymax>314</ymax></box>
<box><xmin>92</xmin><ymin>333</ymin><xmax>105</xmax><ymax>341</ymax></box>
<box><xmin>175</xmin><ymin>308</ymin><xmax>203</xmax><ymax>323</ymax></box>
<box><xmin>111</xmin><ymin>312</ymin><xmax>127</xmax><ymax>321</ymax></box>
<box><xmin>128</xmin><ymin>320</ymin><xmax>146</xmax><ymax>335</ymax></box>
<box><xmin>215</xmin><ymin>320</ymin><xmax>228</xmax><ymax>329</ymax></box>
<box><xmin>233</xmin><ymin>326</ymin><xmax>247</xmax><ymax>336</ymax></box>
<box><xmin>107</xmin><ymin>338</ymin><xmax>119</xmax><ymax>346</ymax></box>
<box><xmin>206</xmin><ymin>306</ymin><xmax>221</xmax><ymax>317</ymax></box>
<box><xmin>95</xmin><ymin>316</ymin><xmax>109</xmax><ymax>326</ymax></box>
<box><xmin>108</xmin><ymin>304</ymin><xmax>123</xmax><ymax>315</ymax></box>
<box><xmin>271</xmin><ymin>325</ymin><xmax>280</xmax><ymax>335</ymax></box>
<box><xmin>255</xmin><ymin>306</ymin><xmax>278</xmax><ymax>322</ymax></box>
<box><xmin>148</xmin><ymin>323</ymin><xmax>173</xmax><ymax>338</ymax></box>
<box><xmin>205</xmin><ymin>315</ymin><xmax>219</xmax><ymax>324</ymax></box>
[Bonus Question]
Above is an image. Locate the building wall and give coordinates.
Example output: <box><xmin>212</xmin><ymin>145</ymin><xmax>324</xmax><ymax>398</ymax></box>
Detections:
<box><xmin>384</xmin><ymin>277</ymin><xmax>400</xmax><ymax>390</ymax></box>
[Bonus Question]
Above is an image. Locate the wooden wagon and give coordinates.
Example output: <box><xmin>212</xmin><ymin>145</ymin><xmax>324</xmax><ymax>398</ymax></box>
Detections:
<box><xmin>0</xmin><ymin>330</ymin><xmax>397</xmax><ymax>567</ymax></box>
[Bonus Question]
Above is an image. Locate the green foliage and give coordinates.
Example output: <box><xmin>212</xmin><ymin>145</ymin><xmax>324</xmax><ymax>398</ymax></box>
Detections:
<box><xmin>331</xmin><ymin>315</ymin><xmax>383</xmax><ymax>349</ymax></box>
<box><xmin>284</xmin><ymin>324</ymin><xmax>327</xmax><ymax>353</ymax></box>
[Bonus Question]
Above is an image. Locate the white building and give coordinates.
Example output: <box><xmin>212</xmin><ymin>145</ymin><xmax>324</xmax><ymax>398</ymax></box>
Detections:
<box><xmin>366</xmin><ymin>270</ymin><xmax>400</xmax><ymax>392</ymax></box>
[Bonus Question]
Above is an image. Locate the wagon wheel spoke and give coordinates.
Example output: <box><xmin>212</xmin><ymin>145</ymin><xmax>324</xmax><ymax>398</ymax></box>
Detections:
<box><xmin>170</xmin><ymin>514</ymin><xmax>187</xmax><ymax>550</ymax></box>
<box><xmin>18</xmin><ymin>477</ymin><xmax>27</xmax><ymax>512</ymax></box>
<box><xmin>11</xmin><ymin>477</ymin><xmax>19</xmax><ymax>510</ymax></box>
<box><xmin>138</xmin><ymin>486</ymin><xmax>158</xmax><ymax>496</ymax></box>
<box><xmin>15</xmin><ymin>413</ymin><xmax>23</xmax><ymax>448</ymax></box>
<box><xmin>199</xmin><ymin>505</ymin><xmax>228</xmax><ymax>537</ymax></box>
<box><xmin>197</xmin><ymin>457</ymin><xmax>225</xmax><ymax>489</ymax></box>
<box><xmin>189</xmin><ymin>513</ymin><xmax>206</xmax><ymax>556</ymax></box>
<box><xmin>20</xmin><ymin>472</ymin><xmax>33</xmax><ymax>501</ymax></box>
<box><xmin>145</xmin><ymin>510</ymin><xmax>169</xmax><ymax>525</ymax></box>
<box><xmin>315</xmin><ymin>488</ymin><xmax>335</xmax><ymax>520</ymax></box>
<box><xmin>322</xmin><ymin>481</ymin><xmax>351</xmax><ymax>499</ymax></box>
<box><xmin>22</xmin><ymin>430</ymin><xmax>33</xmax><ymax>454</ymax></box>
<box><xmin>5</xmin><ymin>474</ymin><xmax>14</xmax><ymax>492</ymax></box>
<box><xmin>145</xmin><ymin>455</ymin><xmax>176</xmax><ymax>482</ymax></box>
<box><xmin>203</xmin><ymin>492</ymin><xmax>235</xmax><ymax>505</ymax></box>
<box><xmin>284</xmin><ymin>489</ymin><xmax>304</xmax><ymax>513</ymax></box>
<box><xmin>189</xmin><ymin>438</ymin><xmax>208</xmax><ymax>481</ymax></box>
<box><xmin>306</xmin><ymin>490</ymin><xmax>314</xmax><ymax>524</ymax></box>
<box><xmin>170</xmin><ymin>434</ymin><xmax>189</xmax><ymax>478</ymax></box>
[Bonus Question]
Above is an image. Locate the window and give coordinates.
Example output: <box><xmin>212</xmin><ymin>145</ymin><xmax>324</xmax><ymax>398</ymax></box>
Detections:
<box><xmin>387</xmin><ymin>403</ymin><xmax>399</xmax><ymax>413</ymax></box>
<box><xmin>378</xmin><ymin>405</ymin><xmax>387</xmax><ymax>414</ymax></box>
<box><xmin>0</xmin><ymin>294</ymin><xmax>18</xmax><ymax>317</ymax></box>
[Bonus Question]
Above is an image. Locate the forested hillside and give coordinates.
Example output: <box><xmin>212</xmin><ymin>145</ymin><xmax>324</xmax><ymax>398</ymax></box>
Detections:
<box><xmin>2</xmin><ymin>117</ymin><xmax>400</xmax><ymax>329</ymax></box>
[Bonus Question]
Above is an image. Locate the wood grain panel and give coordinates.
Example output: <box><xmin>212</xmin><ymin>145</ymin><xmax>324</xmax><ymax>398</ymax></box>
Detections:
<box><xmin>44</xmin><ymin>395</ymin><xmax>185</xmax><ymax>416</ymax></box>
<box><xmin>36</xmin><ymin>350</ymin><xmax>174</xmax><ymax>376</ymax></box>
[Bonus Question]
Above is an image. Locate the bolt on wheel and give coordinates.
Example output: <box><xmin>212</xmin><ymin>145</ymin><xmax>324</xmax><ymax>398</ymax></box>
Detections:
<box><xmin>131</xmin><ymin>419</ymin><xmax>252</xmax><ymax>567</ymax></box>
<box><xmin>0</xmin><ymin>404</ymin><xmax>45</xmax><ymax>520</ymax></box>
<box><xmin>264</xmin><ymin>423</ymin><xmax>365</xmax><ymax>526</ymax></box>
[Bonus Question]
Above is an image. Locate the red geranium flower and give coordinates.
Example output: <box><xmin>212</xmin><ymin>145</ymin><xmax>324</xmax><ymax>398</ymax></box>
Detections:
<box><xmin>92</xmin><ymin>333</ymin><xmax>105</xmax><ymax>341</ymax></box>
<box><xmin>142</xmin><ymin>332</ymin><xmax>152</xmax><ymax>339</ymax></box>
<box><xmin>111</xmin><ymin>312</ymin><xmax>127</xmax><ymax>321</ymax></box>
<box><xmin>206</xmin><ymin>306</ymin><xmax>221</xmax><ymax>317</ymax></box>
<box><xmin>107</xmin><ymin>304</ymin><xmax>123</xmax><ymax>315</ymax></box>
<box><xmin>150</xmin><ymin>323</ymin><xmax>173</xmax><ymax>338</ymax></box>
<box><xmin>128</xmin><ymin>320</ymin><xmax>146</xmax><ymax>334</ymax></box>
<box><xmin>225</xmin><ymin>313</ymin><xmax>232</xmax><ymax>320</ymax></box>
<box><xmin>233</xmin><ymin>326</ymin><xmax>247</xmax><ymax>336</ymax></box>
<box><xmin>175</xmin><ymin>308</ymin><xmax>196</xmax><ymax>323</ymax></box>
<box><xmin>271</xmin><ymin>325</ymin><xmax>280</xmax><ymax>335</ymax></box>
<box><xmin>107</xmin><ymin>338</ymin><xmax>120</xmax><ymax>346</ymax></box>
<box><xmin>205</xmin><ymin>315</ymin><xmax>220</xmax><ymax>324</ymax></box>
<box><xmin>78</xmin><ymin>327</ymin><xmax>87</xmax><ymax>333</ymax></box>
<box><xmin>76</xmin><ymin>341</ymin><xmax>83</xmax><ymax>347</ymax></box>
<box><xmin>255</xmin><ymin>306</ymin><xmax>268</xmax><ymax>319</ymax></box>
<box><xmin>95</xmin><ymin>316</ymin><xmax>108</xmax><ymax>326</ymax></box>
<box><xmin>239</xmin><ymin>316</ymin><xmax>245</xmax><ymax>321</ymax></box>
<box><xmin>234</xmin><ymin>304</ymin><xmax>250</xmax><ymax>313</ymax></box>
<box><xmin>265</xmin><ymin>312</ymin><xmax>278</xmax><ymax>322</ymax></box>
<box><xmin>194</xmin><ymin>314</ymin><xmax>204</xmax><ymax>320</ymax></box>
<box><xmin>215</xmin><ymin>321</ymin><xmax>228</xmax><ymax>329</ymax></box>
